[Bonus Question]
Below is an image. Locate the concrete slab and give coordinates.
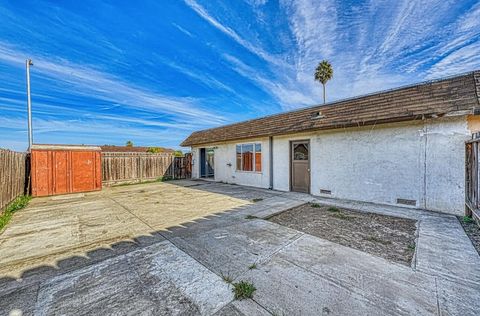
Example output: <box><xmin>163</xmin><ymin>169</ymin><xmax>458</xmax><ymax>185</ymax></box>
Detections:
<box><xmin>1</xmin><ymin>180</ymin><xmax>479</xmax><ymax>316</ymax></box>
<box><xmin>0</xmin><ymin>197</ymin><xmax>151</xmax><ymax>279</ymax></box>
<box><xmin>28</xmin><ymin>241</ymin><xmax>232</xmax><ymax>316</ymax></box>
<box><xmin>243</xmin><ymin>255</ymin><xmax>387</xmax><ymax>316</ymax></box>
<box><xmin>213</xmin><ymin>300</ymin><xmax>271</xmax><ymax>316</ymax></box>
<box><xmin>416</xmin><ymin>216</ymin><xmax>480</xmax><ymax>286</ymax></box>
<box><xmin>272</xmin><ymin>234</ymin><xmax>439</xmax><ymax>315</ymax></box>
<box><xmin>171</xmin><ymin>220</ymin><xmax>303</xmax><ymax>279</ymax></box>
<box><xmin>0</xmin><ymin>181</ymin><xmax>251</xmax><ymax>279</ymax></box>
<box><xmin>108</xmin><ymin>182</ymin><xmax>251</xmax><ymax>231</ymax></box>
<box><xmin>437</xmin><ymin>277</ymin><xmax>480</xmax><ymax>316</ymax></box>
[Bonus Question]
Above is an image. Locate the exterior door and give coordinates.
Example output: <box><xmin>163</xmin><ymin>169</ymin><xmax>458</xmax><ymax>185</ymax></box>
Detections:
<box><xmin>199</xmin><ymin>148</ymin><xmax>214</xmax><ymax>178</ymax></box>
<box><xmin>291</xmin><ymin>141</ymin><xmax>310</xmax><ymax>193</ymax></box>
<box><xmin>206</xmin><ymin>148</ymin><xmax>214</xmax><ymax>177</ymax></box>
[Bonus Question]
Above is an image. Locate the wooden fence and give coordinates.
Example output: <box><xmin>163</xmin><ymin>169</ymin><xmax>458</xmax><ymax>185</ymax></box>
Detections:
<box><xmin>466</xmin><ymin>135</ymin><xmax>480</xmax><ymax>225</ymax></box>
<box><xmin>173</xmin><ymin>153</ymin><xmax>192</xmax><ymax>179</ymax></box>
<box><xmin>0</xmin><ymin>149</ymin><xmax>29</xmax><ymax>212</ymax></box>
<box><xmin>102</xmin><ymin>152</ymin><xmax>175</xmax><ymax>185</ymax></box>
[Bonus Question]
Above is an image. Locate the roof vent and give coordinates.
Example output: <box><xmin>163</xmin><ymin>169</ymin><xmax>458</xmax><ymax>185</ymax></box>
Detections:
<box><xmin>311</xmin><ymin>111</ymin><xmax>325</xmax><ymax>119</ymax></box>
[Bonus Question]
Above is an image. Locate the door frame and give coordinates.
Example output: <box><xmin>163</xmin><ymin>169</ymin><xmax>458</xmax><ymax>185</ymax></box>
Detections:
<box><xmin>199</xmin><ymin>148</ymin><xmax>206</xmax><ymax>177</ymax></box>
<box><xmin>289</xmin><ymin>139</ymin><xmax>311</xmax><ymax>194</ymax></box>
<box><xmin>199</xmin><ymin>147</ymin><xmax>215</xmax><ymax>178</ymax></box>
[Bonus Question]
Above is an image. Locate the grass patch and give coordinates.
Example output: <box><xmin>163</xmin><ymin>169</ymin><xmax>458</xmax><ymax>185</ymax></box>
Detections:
<box><xmin>330</xmin><ymin>212</ymin><xmax>352</xmax><ymax>220</ymax></box>
<box><xmin>232</xmin><ymin>281</ymin><xmax>256</xmax><ymax>300</ymax></box>
<box><xmin>364</xmin><ymin>235</ymin><xmax>392</xmax><ymax>245</ymax></box>
<box><xmin>248</xmin><ymin>263</ymin><xmax>257</xmax><ymax>270</ymax></box>
<box><xmin>463</xmin><ymin>216</ymin><xmax>474</xmax><ymax>223</ymax></box>
<box><xmin>0</xmin><ymin>195</ymin><xmax>31</xmax><ymax>232</ymax></box>
<box><xmin>245</xmin><ymin>215</ymin><xmax>257</xmax><ymax>220</ymax></box>
<box><xmin>252</xmin><ymin>198</ymin><xmax>263</xmax><ymax>203</ymax></box>
<box><xmin>221</xmin><ymin>273</ymin><xmax>233</xmax><ymax>284</ymax></box>
<box><xmin>310</xmin><ymin>203</ymin><xmax>321</xmax><ymax>208</ymax></box>
<box><xmin>327</xmin><ymin>206</ymin><xmax>339</xmax><ymax>212</ymax></box>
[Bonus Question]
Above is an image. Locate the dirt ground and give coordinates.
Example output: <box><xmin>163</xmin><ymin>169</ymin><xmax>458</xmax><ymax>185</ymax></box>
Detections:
<box><xmin>269</xmin><ymin>203</ymin><xmax>417</xmax><ymax>265</ymax></box>
<box><xmin>458</xmin><ymin>216</ymin><xmax>480</xmax><ymax>255</ymax></box>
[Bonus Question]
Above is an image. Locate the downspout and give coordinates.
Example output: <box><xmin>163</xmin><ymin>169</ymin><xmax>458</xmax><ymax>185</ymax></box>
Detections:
<box><xmin>269</xmin><ymin>136</ymin><xmax>273</xmax><ymax>189</ymax></box>
<box><xmin>423</xmin><ymin>120</ymin><xmax>428</xmax><ymax>209</ymax></box>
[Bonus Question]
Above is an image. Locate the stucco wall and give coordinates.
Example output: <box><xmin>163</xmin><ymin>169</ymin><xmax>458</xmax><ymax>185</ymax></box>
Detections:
<box><xmin>191</xmin><ymin>138</ymin><xmax>270</xmax><ymax>188</ymax></box>
<box><xmin>191</xmin><ymin>116</ymin><xmax>471</xmax><ymax>215</ymax></box>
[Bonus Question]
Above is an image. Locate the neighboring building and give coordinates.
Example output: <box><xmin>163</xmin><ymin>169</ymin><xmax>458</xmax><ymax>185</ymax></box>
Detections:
<box><xmin>100</xmin><ymin>146</ymin><xmax>174</xmax><ymax>153</ymax></box>
<box><xmin>181</xmin><ymin>71</ymin><xmax>480</xmax><ymax>215</ymax></box>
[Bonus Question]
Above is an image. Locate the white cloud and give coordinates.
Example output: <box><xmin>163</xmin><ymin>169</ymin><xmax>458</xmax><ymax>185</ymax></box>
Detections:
<box><xmin>0</xmin><ymin>42</ymin><xmax>227</xmax><ymax>125</ymax></box>
<box><xmin>183</xmin><ymin>0</ymin><xmax>287</xmax><ymax>67</ymax></box>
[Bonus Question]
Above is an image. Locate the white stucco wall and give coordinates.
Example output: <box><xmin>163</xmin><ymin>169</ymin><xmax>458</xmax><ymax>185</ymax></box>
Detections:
<box><xmin>191</xmin><ymin>137</ymin><xmax>271</xmax><ymax>188</ymax></box>
<box><xmin>191</xmin><ymin>116</ymin><xmax>471</xmax><ymax>215</ymax></box>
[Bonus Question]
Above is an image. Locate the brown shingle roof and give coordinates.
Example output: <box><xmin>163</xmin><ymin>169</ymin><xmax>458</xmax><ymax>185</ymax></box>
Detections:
<box><xmin>181</xmin><ymin>71</ymin><xmax>480</xmax><ymax>147</ymax></box>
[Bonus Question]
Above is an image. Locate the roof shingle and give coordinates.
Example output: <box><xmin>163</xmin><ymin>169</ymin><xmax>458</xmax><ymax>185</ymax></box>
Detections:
<box><xmin>181</xmin><ymin>71</ymin><xmax>480</xmax><ymax>147</ymax></box>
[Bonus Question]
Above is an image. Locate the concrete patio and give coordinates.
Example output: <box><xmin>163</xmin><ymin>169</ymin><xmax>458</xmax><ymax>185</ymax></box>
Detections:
<box><xmin>0</xmin><ymin>180</ymin><xmax>479</xmax><ymax>315</ymax></box>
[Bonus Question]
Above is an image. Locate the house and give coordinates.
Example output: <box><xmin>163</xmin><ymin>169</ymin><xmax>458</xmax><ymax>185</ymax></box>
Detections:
<box><xmin>181</xmin><ymin>71</ymin><xmax>480</xmax><ymax>215</ymax></box>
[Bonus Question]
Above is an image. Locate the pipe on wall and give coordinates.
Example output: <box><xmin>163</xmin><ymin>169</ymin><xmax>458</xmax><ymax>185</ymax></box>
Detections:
<box><xmin>269</xmin><ymin>136</ymin><xmax>273</xmax><ymax>189</ymax></box>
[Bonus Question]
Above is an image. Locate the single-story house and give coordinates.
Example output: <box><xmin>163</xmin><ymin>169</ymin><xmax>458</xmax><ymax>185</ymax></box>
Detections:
<box><xmin>181</xmin><ymin>71</ymin><xmax>480</xmax><ymax>215</ymax></box>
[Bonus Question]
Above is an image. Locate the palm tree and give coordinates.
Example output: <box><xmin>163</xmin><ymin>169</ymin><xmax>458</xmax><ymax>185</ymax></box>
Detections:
<box><xmin>314</xmin><ymin>60</ymin><xmax>333</xmax><ymax>104</ymax></box>
<box><xmin>126</xmin><ymin>140</ymin><xmax>133</xmax><ymax>147</ymax></box>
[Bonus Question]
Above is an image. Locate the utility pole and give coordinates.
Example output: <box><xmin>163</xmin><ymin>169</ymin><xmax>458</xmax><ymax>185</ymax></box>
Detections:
<box><xmin>26</xmin><ymin>59</ymin><xmax>33</xmax><ymax>151</ymax></box>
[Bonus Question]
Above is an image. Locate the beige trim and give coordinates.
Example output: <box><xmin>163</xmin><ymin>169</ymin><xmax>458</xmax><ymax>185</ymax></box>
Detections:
<box><xmin>31</xmin><ymin>144</ymin><xmax>102</xmax><ymax>151</ymax></box>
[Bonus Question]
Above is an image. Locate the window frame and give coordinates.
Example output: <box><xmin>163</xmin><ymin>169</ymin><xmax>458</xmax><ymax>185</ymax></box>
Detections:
<box><xmin>236</xmin><ymin>142</ymin><xmax>262</xmax><ymax>173</ymax></box>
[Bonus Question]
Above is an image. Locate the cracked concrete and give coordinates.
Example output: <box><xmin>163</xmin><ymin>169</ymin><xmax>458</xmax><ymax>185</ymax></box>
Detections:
<box><xmin>1</xmin><ymin>180</ymin><xmax>479</xmax><ymax>315</ymax></box>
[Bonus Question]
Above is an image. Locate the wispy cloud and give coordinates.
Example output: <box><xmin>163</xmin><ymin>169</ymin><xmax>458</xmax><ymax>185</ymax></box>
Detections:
<box><xmin>0</xmin><ymin>43</ymin><xmax>226</xmax><ymax>125</ymax></box>
<box><xmin>0</xmin><ymin>0</ymin><xmax>479</xmax><ymax>151</ymax></box>
<box><xmin>183</xmin><ymin>0</ymin><xmax>287</xmax><ymax>67</ymax></box>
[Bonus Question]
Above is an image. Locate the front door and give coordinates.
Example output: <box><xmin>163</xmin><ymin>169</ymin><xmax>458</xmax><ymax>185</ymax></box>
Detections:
<box><xmin>291</xmin><ymin>141</ymin><xmax>310</xmax><ymax>193</ymax></box>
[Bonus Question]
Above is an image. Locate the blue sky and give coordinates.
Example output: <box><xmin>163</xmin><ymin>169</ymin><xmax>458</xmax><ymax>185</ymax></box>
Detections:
<box><xmin>1</xmin><ymin>0</ymin><xmax>479</xmax><ymax>151</ymax></box>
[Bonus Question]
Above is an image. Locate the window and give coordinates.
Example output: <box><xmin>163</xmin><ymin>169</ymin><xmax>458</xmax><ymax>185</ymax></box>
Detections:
<box><xmin>293</xmin><ymin>143</ymin><xmax>308</xmax><ymax>160</ymax></box>
<box><xmin>236</xmin><ymin>143</ymin><xmax>261</xmax><ymax>172</ymax></box>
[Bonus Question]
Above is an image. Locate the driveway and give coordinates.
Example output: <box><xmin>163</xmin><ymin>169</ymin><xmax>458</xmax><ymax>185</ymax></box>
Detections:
<box><xmin>1</xmin><ymin>180</ymin><xmax>479</xmax><ymax>315</ymax></box>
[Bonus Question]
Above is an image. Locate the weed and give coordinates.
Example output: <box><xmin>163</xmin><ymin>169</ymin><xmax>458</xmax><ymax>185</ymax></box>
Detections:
<box><xmin>245</xmin><ymin>215</ymin><xmax>257</xmax><ymax>220</ymax></box>
<box><xmin>463</xmin><ymin>216</ymin><xmax>474</xmax><ymax>224</ymax></box>
<box><xmin>248</xmin><ymin>263</ymin><xmax>257</xmax><ymax>270</ymax></box>
<box><xmin>331</xmin><ymin>213</ymin><xmax>351</xmax><ymax>220</ymax></box>
<box><xmin>252</xmin><ymin>198</ymin><xmax>263</xmax><ymax>203</ymax></box>
<box><xmin>327</xmin><ymin>206</ymin><xmax>339</xmax><ymax>212</ymax></box>
<box><xmin>407</xmin><ymin>244</ymin><xmax>416</xmax><ymax>251</ymax></box>
<box><xmin>221</xmin><ymin>273</ymin><xmax>233</xmax><ymax>284</ymax></box>
<box><xmin>232</xmin><ymin>281</ymin><xmax>256</xmax><ymax>300</ymax></box>
<box><xmin>0</xmin><ymin>195</ymin><xmax>31</xmax><ymax>232</ymax></box>
<box><xmin>310</xmin><ymin>203</ymin><xmax>321</xmax><ymax>208</ymax></box>
<box><xmin>364</xmin><ymin>235</ymin><xmax>392</xmax><ymax>245</ymax></box>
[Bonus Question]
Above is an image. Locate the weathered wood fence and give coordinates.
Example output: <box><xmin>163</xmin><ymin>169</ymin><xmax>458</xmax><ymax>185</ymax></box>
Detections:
<box><xmin>102</xmin><ymin>152</ymin><xmax>175</xmax><ymax>185</ymax></box>
<box><xmin>173</xmin><ymin>153</ymin><xmax>192</xmax><ymax>179</ymax></box>
<box><xmin>0</xmin><ymin>149</ymin><xmax>29</xmax><ymax>212</ymax></box>
<box><xmin>466</xmin><ymin>135</ymin><xmax>480</xmax><ymax>225</ymax></box>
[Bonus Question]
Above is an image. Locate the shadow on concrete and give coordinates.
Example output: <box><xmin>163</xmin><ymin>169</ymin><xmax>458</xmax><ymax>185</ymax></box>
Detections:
<box><xmin>0</xmin><ymin>180</ymin><xmax>286</xmax><ymax>315</ymax></box>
